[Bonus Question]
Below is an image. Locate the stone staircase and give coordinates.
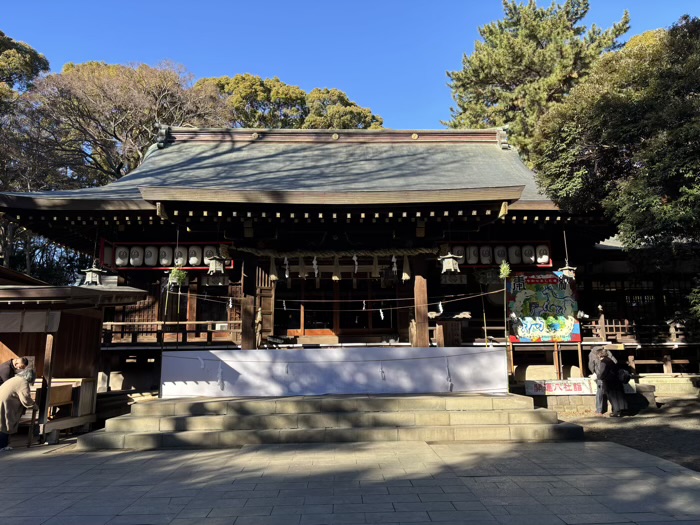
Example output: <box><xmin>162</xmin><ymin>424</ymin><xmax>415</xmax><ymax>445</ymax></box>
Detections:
<box><xmin>77</xmin><ymin>393</ymin><xmax>583</xmax><ymax>450</ymax></box>
<box><xmin>638</xmin><ymin>375</ymin><xmax>700</xmax><ymax>397</ymax></box>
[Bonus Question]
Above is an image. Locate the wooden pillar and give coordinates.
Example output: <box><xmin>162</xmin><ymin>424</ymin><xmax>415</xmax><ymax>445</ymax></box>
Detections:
<box><xmin>577</xmin><ymin>342</ymin><xmax>584</xmax><ymax>377</ymax></box>
<box><xmin>241</xmin><ymin>296</ymin><xmax>256</xmax><ymax>349</ymax></box>
<box><xmin>412</xmin><ymin>255</ymin><xmax>430</xmax><ymax>347</ymax></box>
<box><xmin>187</xmin><ymin>278</ymin><xmax>198</xmax><ymax>333</ymax></box>
<box><xmin>240</xmin><ymin>254</ymin><xmax>258</xmax><ymax>350</ymax></box>
<box><xmin>38</xmin><ymin>333</ymin><xmax>55</xmax><ymax>440</ymax></box>
<box><xmin>507</xmin><ymin>342</ymin><xmax>515</xmax><ymax>376</ymax></box>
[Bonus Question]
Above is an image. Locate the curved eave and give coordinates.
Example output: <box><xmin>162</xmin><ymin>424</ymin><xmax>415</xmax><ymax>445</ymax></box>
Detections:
<box><xmin>0</xmin><ymin>285</ymin><xmax>148</xmax><ymax>308</ymax></box>
<box><xmin>0</xmin><ymin>194</ymin><xmax>154</xmax><ymax>212</ymax></box>
<box><xmin>139</xmin><ymin>186</ymin><xmax>526</xmax><ymax>206</ymax></box>
<box><xmin>509</xmin><ymin>200</ymin><xmax>560</xmax><ymax>211</ymax></box>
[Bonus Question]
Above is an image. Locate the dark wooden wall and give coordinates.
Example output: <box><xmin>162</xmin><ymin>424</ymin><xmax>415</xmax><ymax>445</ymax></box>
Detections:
<box><xmin>0</xmin><ymin>309</ymin><xmax>103</xmax><ymax>379</ymax></box>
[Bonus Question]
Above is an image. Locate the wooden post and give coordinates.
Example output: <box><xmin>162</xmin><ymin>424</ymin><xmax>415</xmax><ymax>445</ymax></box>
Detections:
<box><xmin>553</xmin><ymin>342</ymin><xmax>561</xmax><ymax>380</ymax></box>
<box><xmin>187</xmin><ymin>278</ymin><xmax>198</xmax><ymax>334</ymax></box>
<box><xmin>507</xmin><ymin>342</ymin><xmax>515</xmax><ymax>376</ymax></box>
<box><xmin>412</xmin><ymin>256</ymin><xmax>430</xmax><ymax>347</ymax></box>
<box><xmin>598</xmin><ymin>312</ymin><xmax>607</xmax><ymax>341</ymax></box>
<box><xmin>435</xmin><ymin>325</ymin><xmax>445</xmax><ymax>347</ymax></box>
<box><xmin>577</xmin><ymin>342</ymin><xmax>584</xmax><ymax>377</ymax></box>
<box><xmin>38</xmin><ymin>333</ymin><xmax>55</xmax><ymax>441</ymax></box>
<box><xmin>241</xmin><ymin>296</ymin><xmax>255</xmax><ymax>350</ymax></box>
<box><xmin>663</xmin><ymin>354</ymin><xmax>673</xmax><ymax>374</ymax></box>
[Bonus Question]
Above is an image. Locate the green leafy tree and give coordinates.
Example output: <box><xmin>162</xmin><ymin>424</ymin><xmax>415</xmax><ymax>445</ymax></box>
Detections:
<box><xmin>0</xmin><ymin>30</ymin><xmax>50</xmax><ymax>271</ymax></box>
<box><xmin>197</xmin><ymin>74</ymin><xmax>308</xmax><ymax>128</ymax></box>
<box><xmin>196</xmin><ymin>74</ymin><xmax>383</xmax><ymax>129</ymax></box>
<box><xmin>0</xmin><ymin>30</ymin><xmax>49</xmax><ymax>113</ymax></box>
<box><xmin>446</xmin><ymin>0</ymin><xmax>628</xmax><ymax>158</ymax></box>
<box><xmin>531</xmin><ymin>16</ymin><xmax>700</xmax><ymax>318</ymax></box>
<box><xmin>303</xmin><ymin>88</ymin><xmax>383</xmax><ymax>129</ymax></box>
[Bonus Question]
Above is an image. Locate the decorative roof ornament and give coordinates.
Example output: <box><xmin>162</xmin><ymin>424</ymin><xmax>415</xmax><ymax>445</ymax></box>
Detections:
<box><xmin>438</xmin><ymin>253</ymin><xmax>461</xmax><ymax>274</ymax></box>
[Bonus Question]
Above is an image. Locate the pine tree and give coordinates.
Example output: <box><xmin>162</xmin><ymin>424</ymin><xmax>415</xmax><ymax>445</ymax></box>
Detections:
<box><xmin>446</xmin><ymin>0</ymin><xmax>628</xmax><ymax>159</ymax></box>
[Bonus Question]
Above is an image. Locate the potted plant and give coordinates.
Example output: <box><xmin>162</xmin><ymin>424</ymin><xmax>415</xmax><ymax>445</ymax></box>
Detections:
<box><xmin>168</xmin><ymin>267</ymin><xmax>188</xmax><ymax>288</ymax></box>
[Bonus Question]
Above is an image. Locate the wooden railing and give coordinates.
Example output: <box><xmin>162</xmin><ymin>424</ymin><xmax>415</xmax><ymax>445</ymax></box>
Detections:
<box><xmin>102</xmin><ymin>320</ymin><xmax>242</xmax><ymax>347</ymax></box>
<box><xmin>582</xmin><ymin>318</ymin><xmax>689</xmax><ymax>344</ymax></box>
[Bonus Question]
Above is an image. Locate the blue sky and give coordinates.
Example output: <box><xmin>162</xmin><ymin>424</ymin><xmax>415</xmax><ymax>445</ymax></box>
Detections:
<box><xmin>3</xmin><ymin>1</ymin><xmax>698</xmax><ymax>129</ymax></box>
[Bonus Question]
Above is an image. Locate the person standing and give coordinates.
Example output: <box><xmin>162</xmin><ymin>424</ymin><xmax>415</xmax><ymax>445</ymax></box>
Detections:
<box><xmin>0</xmin><ymin>357</ymin><xmax>29</xmax><ymax>386</ymax></box>
<box><xmin>0</xmin><ymin>369</ymin><xmax>37</xmax><ymax>450</ymax></box>
<box><xmin>588</xmin><ymin>346</ymin><xmax>616</xmax><ymax>416</ymax></box>
<box><xmin>596</xmin><ymin>347</ymin><xmax>628</xmax><ymax>417</ymax></box>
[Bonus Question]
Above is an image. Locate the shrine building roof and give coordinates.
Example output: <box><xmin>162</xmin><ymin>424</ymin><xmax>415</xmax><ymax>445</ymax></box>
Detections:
<box><xmin>0</xmin><ymin>127</ymin><xmax>554</xmax><ymax>212</ymax></box>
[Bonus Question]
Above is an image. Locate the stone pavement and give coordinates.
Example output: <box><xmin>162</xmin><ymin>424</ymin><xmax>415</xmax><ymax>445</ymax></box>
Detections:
<box><xmin>1</xmin><ymin>440</ymin><xmax>700</xmax><ymax>525</ymax></box>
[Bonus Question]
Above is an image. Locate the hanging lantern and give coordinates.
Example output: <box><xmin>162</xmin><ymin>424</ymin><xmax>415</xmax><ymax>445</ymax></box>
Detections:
<box><xmin>401</xmin><ymin>255</ymin><xmax>411</xmax><ymax>282</ymax></box>
<box><xmin>269</xmin><ymin>257</ymin><xmax>279</xmax><ymax>281</ymax></box>
<box><xmin>207</xmin><ymin>255</ymin><xmax>227</xmax><ymax>275</ymax></box>
<box><xmin>438</xmin><ymin>253</ymin><xmax>461</xmax><ymax>273</ymax></box>
<box><xmin>80</xmin><ymin>259</ymin><xmax>107</xmax><ymax>286</ymax></box>
<box><xmin>174</xmin><ymin>246</ymin><xmax>187</xmax><ymax>267</ymax></box>
<box><xmin>332</xmin><ymin>256</ymin><xmax>341</xmax><ymax>281</ymax></box>
<box><xmin>283</xmin><ymin>257</ymin><xmax>290</xmax><ymax>279</ymax></box>
<box><xmin>188</xmin><ymin>246</ymin><xmax>203</xmax><ymax>266</ymax></box>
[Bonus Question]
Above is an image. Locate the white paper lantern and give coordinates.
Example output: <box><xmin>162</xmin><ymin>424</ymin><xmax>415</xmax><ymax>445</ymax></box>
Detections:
<box><xmin>479</xmin><ymin>246</ymin><xmax>493</xmax><ymax>265</ymax></box>
<box><xmin>129</xmin><ymin>246</ymin><xmax>144</xmax><ymax>266</ymax></box>
<box><xmin>522</xmin><ymin>245</ymin><xmax>536</xmax><ymax>264</ymax></box>
<box><xmin>536</xmin><ymin>244</ymin><xmax>550</xmax><ymax>265</ymax></box>
<box><xmin>115</xmin><ymin>246</ymin><xmax>129</xmax><ymax>267</ymax></box>
<box><xmin>494</xmin><ymin>245</ymin><xmax>507</xmax><ymax>264</ymax></box>
<box><xmin>174</xmin><ymin>246</ymin><xmax>187</xmax><ymax>267</ymax></box>
<box><xmin>466</xmin><ymin>245</ymin><xmax>479</xmax><ymax>265</ymax></box>
<box><xmin>144</xmin><ymin>246</ymin><xmax>158</xmax><ymax>266</ymax></box>
<box><xmin>508</xmin><ymin>246</ymin><xmax>522</xmax><ymax>265</ymax></box>
<box><xmin>188</xmin><ymin>246</ymin><xmax>203</xmax><ymax>266</ymax></box>
<box><xmin>159</xmin><ymin>246</ymin><xmax>173</xmax><ymax>266</ymax></box>
<box><xmin>203</xmin><ymin>245</ymin><xmax>218</xmax><ymax>264</ymax></box>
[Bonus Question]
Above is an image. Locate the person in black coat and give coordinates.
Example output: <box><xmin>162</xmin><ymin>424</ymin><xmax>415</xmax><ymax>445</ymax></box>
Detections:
<box><xmin>588</xmin><ymin>345</ymin><xmax>617</xmax><ymax>416</ymax></box>
<box><xmin>0</xmin><ymin>357</ymin><xmax>29</xmax><ymax>386</ymax></box>
<box><xmin>596</xmin><ymin>348</ymin><xmax>628</xmax><ymax>417</ymax></box>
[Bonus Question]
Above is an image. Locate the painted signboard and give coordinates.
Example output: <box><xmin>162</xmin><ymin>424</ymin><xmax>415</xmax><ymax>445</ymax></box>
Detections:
<box><xmin>525</xmin><ymin>379</ymin><xmax>636</xmax><ymax>396</ymax></box>
<box><xmin>507</xmin><ymin>271</ymin><xmax>581</xmax><ymax>342</ymax></box>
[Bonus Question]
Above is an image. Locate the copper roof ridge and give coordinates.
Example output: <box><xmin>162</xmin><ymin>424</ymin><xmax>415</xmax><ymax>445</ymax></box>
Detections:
<box><xmin>156</xmin><ymin>126</ymin><xmax>508</xmax><ymax>146</ymax></box>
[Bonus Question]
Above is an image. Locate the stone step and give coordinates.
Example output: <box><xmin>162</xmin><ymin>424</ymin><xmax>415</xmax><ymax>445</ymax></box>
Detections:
<box><xmin>79</xmin><ymin>422</ymin><xmax>583</xmax><ymax>450</ymax></box>
<box><xmin>130</xmin><ymin>394</ymin><xmax>534</xmax><ymax>417</ymax></box>
<box><xmin>638</xmin><ymin>376</ymin><xmax>700</xmax><ymax>396</ymax></box>
<box><xmin>106</xmin><ymin>408</ymin><xmax>558</xmax><ymax>432</ymax></box>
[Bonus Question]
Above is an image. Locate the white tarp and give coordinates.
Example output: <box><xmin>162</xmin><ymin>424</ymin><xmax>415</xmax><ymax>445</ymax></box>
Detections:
<box><xmin>161</xmin><ymin>346</ymin><xmax>508</xmax><ymax>398</ymax></box>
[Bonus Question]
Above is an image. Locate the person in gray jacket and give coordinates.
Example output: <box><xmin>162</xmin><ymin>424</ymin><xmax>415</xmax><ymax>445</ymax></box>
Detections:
<box><xmin>588</xmin><ymin>345</ymin><xmax>617</xmax><ymax>416</ymax></box>
<box><xmin>0</xmin><ymin>369</ymin><xmax>37</xmax><ymax>450</ymax></box>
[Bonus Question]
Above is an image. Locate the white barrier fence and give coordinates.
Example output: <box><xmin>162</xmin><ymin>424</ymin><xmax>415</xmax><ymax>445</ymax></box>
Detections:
<box><xmin>161</xmin><ymin>346</ymin><xmax>508</xmax><ymax>398</ymax></box>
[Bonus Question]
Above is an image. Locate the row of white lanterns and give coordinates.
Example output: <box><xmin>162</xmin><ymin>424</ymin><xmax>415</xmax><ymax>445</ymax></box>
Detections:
<box><xmin>107</xmin><ymin>245</ymin><xmax>223</xmax><ymax>267</ymax></box>
<box><xmin>451</xmin><ymin>244</ymin><xmax>550</xmax><ymax>265</ymax></box>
